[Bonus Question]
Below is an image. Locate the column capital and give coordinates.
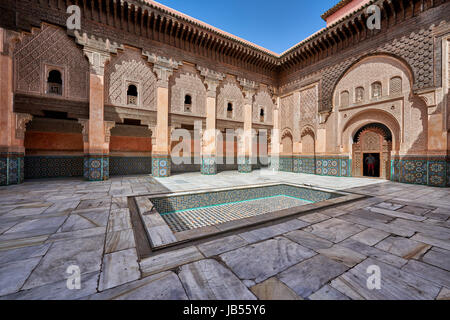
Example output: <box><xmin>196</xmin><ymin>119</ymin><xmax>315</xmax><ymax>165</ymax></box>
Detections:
<box><xmin>15</xmin><ymin>113</ymin><xmax>33</xmax><ymax>140</ymax></box>
<box><xmin>197</xmin><ymin>66</ymin><xmax>225</xmax><ymax>97</ymax></box>
<box><xmin>238</xmin><ymin>77</ymin><xmax>257</xmax><ymax>104</ymax></box>
<box><xmin>74</xmin><ymin>31</ymin><xmax>123</xmax><ymax>75</ymax></box>
<box><xmin>78</xmin><ymin>119</ymin><xmax>89</xmax><ymax>143</ymax></box>
<box><xmin>143</xmin><ymin>51</ymin><xmax>182</xmax><ymax>87</ymax></box>
<box><xmin>104</xmin><ymin>121</ymin><xmax>116</xmax><ymax>143</ymax></box>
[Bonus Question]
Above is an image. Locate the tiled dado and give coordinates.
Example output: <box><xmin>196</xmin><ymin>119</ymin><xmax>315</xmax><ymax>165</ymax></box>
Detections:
<box><xmin>201</xmin><ymin>157</ymin><xmax>217</xmax><ymax>175</ymax></box>
<box><xmin>0</xmin><ymin>153</ymin><xmax>24</xmax><ymax>186</ymax></box>
<box><xmin>391</xmin><ymin>156</ymin><xmax>449</xmax><ymax>187</ymax></box>
<box><xmin>152</xmin><ymin>156</ymin><xmax>171</xmax><ymax>177</ymax></box>
<box><xmin>237</xmin><ymin>157</ymin><xmax>253</xmax><ymax>173</ymax></box>
<box><xmin>25</xmin><ymin>156</ymin><xmax>83</xmax><ymax>179</ymax></box>
<box><xmin>109</xmin><ymin>156</ymin><xmax>152</xmax><ymax>176</ymax></box>
<box><xmin>84</xmin><ymin>155</ymin><xmax>109</xmax><ymax>181</ymax></box>
<box><xmin>278</xmin><ymin>157</ymin><xmax>293</xmax><ymax>172</ymax></box>
<box><xmin>314</xmin><ymin>157</ymin><xmax>352</xmax><ymax>177</ymax></box>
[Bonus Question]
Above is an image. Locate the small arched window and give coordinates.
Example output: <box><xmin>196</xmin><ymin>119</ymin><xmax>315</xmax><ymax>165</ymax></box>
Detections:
<box><xmin>127</xmin><ymin>84</ymin><xmax>138</xmax><ymax>105</ymax></box>
<box><xmin>184</xmin><ymin>94</ymin><xmax>192</xmax><ymax>112</ymax></box>
<box><xmin>355</xmin><ymin>87</ymin><xmax>364</xmax><ymax>103</ymax></box>
<box><xmin>259</xmin><ymin>108</ymin><xmax>265</xmax><ymax>123</ymax></box>
<box><xmin>227</xmin><ymin>102</ymin><xmax>233</xmax><ymax>118</ymax></box>
<box><xmin>340</xmin><ymin>91</ymin><xmax>349</xmax><ymax>107</ymax></box>
<box><xmin>371</xmin><ymin>82</ymin><xmax>382</xmax><ymax>99</ymax></box>
<box><xmin>389</xmin><ymin>77</ymin><xmax>402</xmax><ymax>95</ymax></box>
<box><xmin>47</xmin><ymin>70</ymin><xmax>63</xmax><ymax>95</ymax></box>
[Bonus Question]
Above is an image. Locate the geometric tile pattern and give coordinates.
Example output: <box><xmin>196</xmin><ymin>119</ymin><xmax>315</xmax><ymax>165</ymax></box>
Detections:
<box><xmin>237</xmin><ymin>157</ymin><xmax>252</xmax><ymax>173</ymax></box>
<box><xmin>152</xmin><ymin>156</ymin><xmax>171</xmax><ymax>177</ymax></box>
<box><xmin>291</xmin><ymin>156</ymin><xmax>351</xmax><ymax>177</ymax></box>
<box><xmin>24</xmin><ymin>156</ymin><xmax>83</xmax><ymax>179</ymax></box>
<box><xmin>83</xmin><ymin>155</ymin><xmax>109</xmax><ymax>181</ymax></box>
<box><xmin>150</xmin><ymin>184</ymin><xmax>340</xmax><ymax>214</ymax></box>
<box><xmin>201</xmin><ymin>157</ymin><xmax>217</xmax><ymax>175</ymax></box>
<box><xmin>293</xmin><ymin>157</ymin><xmax>315</xmax><ymax>174</ymax></box>
<box><xmin>0</xmin><ymin>153</ymin><xmax>25</xmax><ymax>186</ymax></box>
<box><xmin>109</xmin><ymin>156</ymin><xmax>152</xmax><ymax>176</ymax></box>
<box><xmin>278</xmin><ymin>157</ymin><xmax>293</xmax><ymax>172</ymax></box>
<box><xmin>391</xmin><ymin>156</ymin><xmax>449</xmax><ymax>187</ymax></box>
<box><xmin>162</xmin><ymin>195</ymin><xmax>311</xmax><ymax>233</ymax></box>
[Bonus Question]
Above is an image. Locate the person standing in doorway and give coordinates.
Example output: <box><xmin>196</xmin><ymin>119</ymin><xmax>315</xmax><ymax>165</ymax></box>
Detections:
<box><xmin>365</xmin><ymin>154</ymin><xmax>376</xmax><ymax>176</ymax></box>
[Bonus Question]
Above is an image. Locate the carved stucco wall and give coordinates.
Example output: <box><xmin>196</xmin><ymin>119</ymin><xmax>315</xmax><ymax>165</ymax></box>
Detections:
<box><xmin>105</xmin><ymin>49</ymin><xmax>156</xmax><ymax>110</ymax></box>
<box><xmin>280</xmin><ymin>94</ymin><xmax>295</xmax><ymax>136</ymax></box>
<box><xmin>13</xmin><ymin>24</ymin><xmax>89</xmax><ymax>100</ymax></box>
<box><xmin>217</xmin><ymin>79</ymin><xmax>244</xmax><ymax>122</ymax></box>
<box><xmin>281</xmin><ymin>27</ymin><xmax>435</xmax><ymax>113</ymax></box>
<box><xmin>253</xmin><ymin>90</ymin><xmax>274</xmax><ymax>125</ymax></box>
<box><xmin>300</xmin><ymin>84</ymin><xmax>319</xmax><ymax>131</ymax></box>
<box><xmin>333</xmin><ymin>55</ymin><xmax>428</xmax><ymax>153</ymax></box>
<box><xmin>170</xmin><ymin>72</ymin><xmax>206</xmax><ymax>117</ymax></box>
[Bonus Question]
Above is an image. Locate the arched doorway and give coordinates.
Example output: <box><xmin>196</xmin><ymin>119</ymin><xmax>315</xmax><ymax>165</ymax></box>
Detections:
<box><xmin>280</xmin><ymin>129</ymin><xmax>293</xmax><ymax>172</ymax></box>
<box><xmin>352</xmin><ymin>123</ymin><xmax>392</xmax><ymax>179</ymax></box>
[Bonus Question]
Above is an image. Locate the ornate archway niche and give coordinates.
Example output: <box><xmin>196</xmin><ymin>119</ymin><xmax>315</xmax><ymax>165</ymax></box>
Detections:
<box><xmin>300</xmin><ymin>127</ymin><xmax>315</xmax><ymax>155</ymax></box>
<box><xmin>281</xmin><ymin>129</ymin><xmax>293</xmax><ymax>156</ymax></box>
<box><xmin>352</xmin><ymin>125</ymin><xmax>392</xmax><ymax>179</ymax></box>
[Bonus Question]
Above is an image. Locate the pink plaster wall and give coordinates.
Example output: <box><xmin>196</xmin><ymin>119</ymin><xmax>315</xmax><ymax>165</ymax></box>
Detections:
<box><xmin>326</xmin><ymin>0</ymin><xmax>371</xmax><ymax>26</ymax></box>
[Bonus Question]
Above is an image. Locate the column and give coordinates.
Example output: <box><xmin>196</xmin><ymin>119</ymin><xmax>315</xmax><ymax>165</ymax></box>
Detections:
<box><xmin>143</xmin><ymin>53</ymin><xmax>181</xmax><ymax>177</ymax></box>
<box><xmin>198</xmin><ymin>67</ymin><xmax>225</xmax><ymax>175</ymax></box>
<box><xmin>238</xmin><ymin>78</ymin><xmax>257</xmax><ymax>173</ymax></box>
<box><xmin>0</xmin><ymin>28</ymin><xmax>32</xmax><ymax>186</ymax></box>
<box><xmin>270</xmin><ymin>97</ymin><xmax>281</xmax><ymax>171</ymax></box>
<box><xmin>75</xmin><ymin>31</ymin><xmax>122</xmax><ymax>181</ymax></box>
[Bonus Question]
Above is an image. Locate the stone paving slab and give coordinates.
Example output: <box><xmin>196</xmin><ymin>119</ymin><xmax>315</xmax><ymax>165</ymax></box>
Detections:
<box><xmin>220</xmin><ymin>237</ymin><xmax>316</xmax><ymax>283</ymax></box>
<box><xmin>238</xmin><ymin>219</ymin><xmax>310</xmax><ymax>244</ymax></box>
<box><xmin>1</xmin><ymin>271</ymin><xmax>100</xmax><ymax>300</ymax></box>
<box><xmin>105</xmin><ymin>229</ymin><xmax>136</xmax><ymax>254</ymax></box>
<box><xmin>22</xmin><ymin>235</ymin><xmax>105</xmax><ymax>290</ymax></box>
<box><xmin>178</xmin><ymin>259</ymin><xmax>256</xmax><ymax>300</ymax></box>
<box><xmin>283</xmin><ymin>229</ymin><xmax>334</xmax><ymax>251</ymax></box>
<box><xmin>140</xmin><ymin>246</ymin><xmax>204</xmax><ymax>276</ymax></box>
<box><xmin>99</xmin><ymin>248</ymin><xmax>140</xmax><ymax>291</ymax></box>
<box><xmin>402</xmin><ymin>260</ymin><xmax>450</xmax><ymax>288</ymax></box>
<box><xmin>349</xmin><ymin>228</ymin><xmax>390</xmax><ymax>246</ymax></box>
<box><xmin>0</xmin><ymin>257</ymin><xmax>42</xmax><ymax>296</ymax></box>
<box><xmin>0</xmin><ymin>243</ymin><xmax>51</xmax><ymax>265</ymax></box>
<box><xmin>339</xmin><ymin>239</ymin><xmax>408</xmax><ymax>268</ymax></box>
<box><xmin>308</xmin><ymin>285</ymin><xmax>350</xmax><ymax>300</ymax></box>
<box><xmin>317</xmin><ymin>244</ymin><xmax>367</xmax><ymax>267</ymax></box>
<box><xmin>250</xmin><ymin>277</ymin><xmax>301</xmax><ymax>300</ymax></box>
<box><xmin>197</xmin><ymin>235</ymin><xmax>248</xmax><ymax>257</ymax></box>
<box><xmin>278</xmin><ymin>255</ymin><xmax>349</xmax><ymax>299</ymax></box>
<box><xmin>330</xmin><ymin>258</ymin><xmax>441</xmax><ymax>300</ymax></box>
<box><xmin>422</xmin><ymin>247</ymin><xmax>450</xmax><ymax>271</ymax></box>
<box><xmin>87</xmin><ymin>271</ymin><xmax>188</xmax><ymax>300</ymax></box>
<box><xmin>303</xmin><ymin>218</ymin><xmax>366</xmax><ymax>243</ymax></box>
<box><xmin>375</xmin><ymin>236</ymin><xmax>431</xmax><ymax>260</ymax></box>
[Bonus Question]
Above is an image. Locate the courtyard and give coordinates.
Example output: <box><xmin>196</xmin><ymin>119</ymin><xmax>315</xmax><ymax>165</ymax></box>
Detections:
<box><xmin>0</xmin><ymin>169</ymin><xmax>449</xmax><ymax>300</ymax></box>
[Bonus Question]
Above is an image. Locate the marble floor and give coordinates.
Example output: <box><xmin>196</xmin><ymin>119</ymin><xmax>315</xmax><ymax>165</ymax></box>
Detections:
<box><xmin>0</xmin><ymin>169</ymin><xmax>449</xmax><ymax>300</ymax></box>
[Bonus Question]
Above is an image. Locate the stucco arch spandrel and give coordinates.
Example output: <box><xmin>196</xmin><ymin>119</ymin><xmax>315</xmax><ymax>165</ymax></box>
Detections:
<box><xmin>300</xmin><ymin>125</ymin><xmax>316</xmax><ymax>138</ymax></box>
<box><xmin>341</xmin><ymin>109</ymin><xmax>401</xmax><ymax>153</ymax></box>
<box><xmin>325</xmin><ymin>52</ymin><xmax>418</xmax><ymax>113</ymax></box>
